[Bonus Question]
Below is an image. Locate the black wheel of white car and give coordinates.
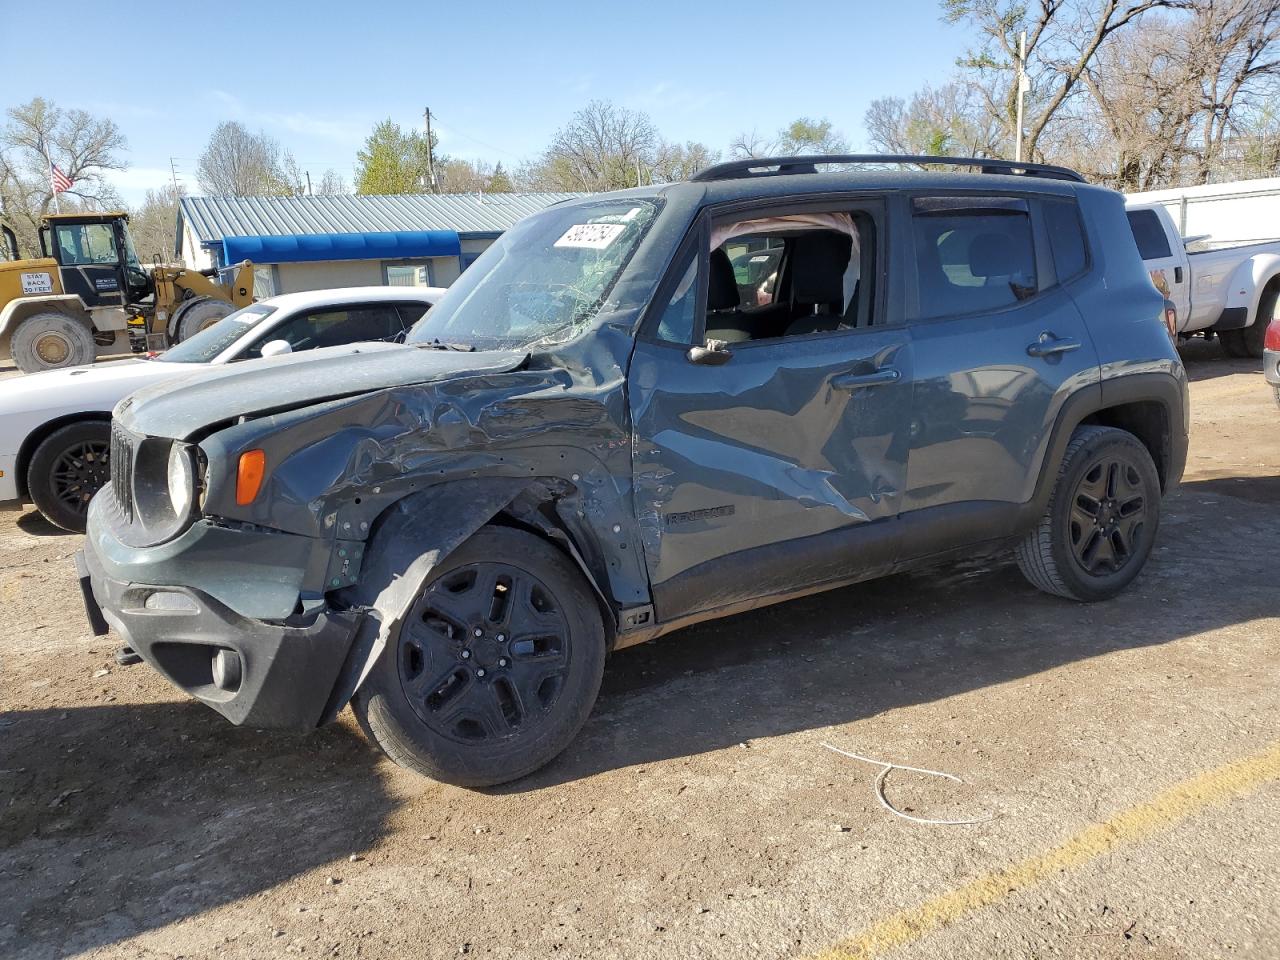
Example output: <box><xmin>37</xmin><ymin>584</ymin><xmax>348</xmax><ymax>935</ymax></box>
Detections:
<box><xmin>174</xmin><ymin>298</ymin><xmax>233</xmax><ymax>342</ymax></box>
<box><xmin>11</xmin><ymin>313</ymin><xmax>96</xmax><ymax>374</ymax></box>
<box><xmin>26</xmin><ymin>421</ymin><xmax>111</xmax><ymax>532</ymax></box>
<box><xmin>353</xmin><ymin>526</ymin><xmax>606</xmax><ymax>787</ymax></box>
<box><xmin>1015</xmin><ymin>425</ymin><xmax>1161</xmax><ymax>602</ymax></box>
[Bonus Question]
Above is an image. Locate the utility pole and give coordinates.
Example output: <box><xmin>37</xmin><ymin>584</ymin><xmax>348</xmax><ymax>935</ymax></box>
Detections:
<box><xmin>305</xmin><ymin>170</ymin><xmax>312</xmax><ymax>196</ymax></box>
<box><xmin>424</xmin><ymin>107</ymin><xmax>437</xmax><ymax>193</ymax></box>
<box><xmin>1014</xmin><ymin>30</ymin><xmax>1029</xmax><ymax>163</ymax></box>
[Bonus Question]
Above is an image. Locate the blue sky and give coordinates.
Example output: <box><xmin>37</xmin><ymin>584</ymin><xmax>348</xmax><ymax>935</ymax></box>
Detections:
<box><xmin>1</xmin><ymin>0</ymin><xmax>977</xmax><ymax>205</ymax></box>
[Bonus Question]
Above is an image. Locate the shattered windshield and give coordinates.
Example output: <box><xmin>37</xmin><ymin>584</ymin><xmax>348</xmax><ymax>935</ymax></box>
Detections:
<box><xmin>156</xmin><ymin>304</ymin><xmax>276</xmax><ymax>364</ymax></box>
<box><xmin>407</xmin><ymin>199</ymin><xmax>657</xmax><ymax>350</ymax></box>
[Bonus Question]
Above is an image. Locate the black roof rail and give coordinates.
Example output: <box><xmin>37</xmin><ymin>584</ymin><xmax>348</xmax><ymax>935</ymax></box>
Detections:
<box><xmin>689</xmin><ymin>154</ymin><xmax>1086</xmax><ymax>184</ymax></box>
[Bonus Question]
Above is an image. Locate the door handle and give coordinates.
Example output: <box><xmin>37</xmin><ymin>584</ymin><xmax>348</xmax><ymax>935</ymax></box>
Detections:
<box><xmin>1174</xmin><ymin>266</ymin><xmax>1183</xmax><ymax>283</ymax></box>
<box><xmin>1026</xmin><ymin>333</ymin><xmax>1082</xmax><ymax>358</ymax></box>
<box><xmin>831</xmin><ymin>367</ymin><xmax>901</xmax><ymax>390</ymax></box>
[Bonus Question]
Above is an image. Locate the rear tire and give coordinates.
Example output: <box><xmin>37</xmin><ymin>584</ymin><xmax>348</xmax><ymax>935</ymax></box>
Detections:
<box><xmin>174</xmin><ymin>298</ymin><xmax>233</xmax><ymax>342</ymax></box>
<box><xmin>1220</xmin><ymin>287</ymin><xmax>1278</xmax><ymax>359</ymax></box>
<box><xmin>10</xmin><ymin>313</ymin><xmax>95</xmax><ymax>373</ymax></box>
<box><xmin>26</xmin><ymin>421</ymin><xmax>111</xmax><ymax>532</ymax></box>
<box><xmin>1015</xmin><ymin>425</ymin><xmax>1161</xmax><ymax>602</ymax></box>
<box><xmin>352</xmin><ymin>526</ymin><xmax>606</xmax><ymax>787</ymax></box>
<box><xmin>1219</xmin><ymin>328</ymin><xmax>1248</xmax><ymax>357</ymax></box>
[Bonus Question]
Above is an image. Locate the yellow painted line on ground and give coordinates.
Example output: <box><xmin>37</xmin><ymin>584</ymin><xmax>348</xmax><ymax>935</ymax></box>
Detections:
<box><xmin>810</xmin><ymin>739</ymin><xmax>1280</xmax><ymax>960</ymax></box>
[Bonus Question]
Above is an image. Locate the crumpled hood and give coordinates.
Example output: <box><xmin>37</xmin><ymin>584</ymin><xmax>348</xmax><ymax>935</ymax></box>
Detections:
<box><xmin>116</xmin><ymin>340</ymin><xmax>528</xmax><ymax>440</ymax></box>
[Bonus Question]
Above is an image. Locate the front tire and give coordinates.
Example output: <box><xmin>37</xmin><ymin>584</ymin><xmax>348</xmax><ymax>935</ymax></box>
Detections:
<box><xmin>353</xmin><ymin>527</ymin><xmax>606</xmax><ymax>787</ymax></box>
<box><xmin>11</xmin><ymin>313</ymin><xmax>96</xmax><ymax>373</ymax></box>
<box><xmin>26</xmin><ymin>421</ymin><xmax>112</xmax><ymax>532</ymax></box>
<box><xmin>1015</xmin><ymin>425</ymin><xmax>1161</xmax><ymax>602</ymax></box>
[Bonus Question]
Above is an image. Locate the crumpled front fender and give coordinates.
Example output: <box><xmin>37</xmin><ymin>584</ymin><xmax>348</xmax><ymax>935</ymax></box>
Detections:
<box><xmin>317</xmin><ymin>477</ymin><xmax>535</xmax><ymax>723</ymax></box>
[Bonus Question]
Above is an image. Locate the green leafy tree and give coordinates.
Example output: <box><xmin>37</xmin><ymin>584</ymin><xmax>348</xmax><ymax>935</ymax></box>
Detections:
<box><xmin>487</xmin><ymin>162</ymin><xmax>513</xmax><ymax>192</ymax></box>
<box><xmin>354</xmin><ymin>119</ymin><xmax>440</xmax><ymax>195</ymax></box>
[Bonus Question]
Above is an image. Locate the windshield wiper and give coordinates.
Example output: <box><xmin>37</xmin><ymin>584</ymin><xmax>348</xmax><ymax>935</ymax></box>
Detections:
<box><xmin>418</xmin><ymin>339</ymin><xmax>475</xmax><ymax>352</ymax></box>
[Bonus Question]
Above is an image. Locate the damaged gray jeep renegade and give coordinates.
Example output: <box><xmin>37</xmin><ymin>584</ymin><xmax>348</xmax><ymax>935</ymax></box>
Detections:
<box><xmin>79</xmin><ymin>155</ymin><xmax>1188</xmax><ymax>786</ymax></box>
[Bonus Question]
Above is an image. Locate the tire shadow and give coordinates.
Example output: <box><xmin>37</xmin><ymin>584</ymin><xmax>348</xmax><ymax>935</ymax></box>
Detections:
<box><xmin>508</xmin><ymin>484</ymin><xmax>1280</xmax><ymax>791</ymax></box>
<box><xmin>14</xmin><ymin>511</ymin><xmax>72</xmax><ymax>538</ymax></box>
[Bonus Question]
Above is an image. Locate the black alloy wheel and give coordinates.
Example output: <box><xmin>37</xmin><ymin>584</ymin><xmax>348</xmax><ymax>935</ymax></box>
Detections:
<box><xmin>1014</xmin><ymin>425</ymin><xmax>1161</xmax><ymax>602</ymax></box>
<box><xmin>399</xmin><ymin>562</ymin><xmax>573</xmax><ymax>744</ymax></box>
<box><xmin>1067</xmin><ymin>456</ymin><xmax>1148</xmax><ymax>576</ymax></box>
<box><xmin>352</xmin><ymin>526</ymin><xmax>606</xmax><ymax>787</ymax></box>
<box><xmin>26</xmin><ymin>421</ymin><xmax>112</xmax><ymax>532</ymax></box>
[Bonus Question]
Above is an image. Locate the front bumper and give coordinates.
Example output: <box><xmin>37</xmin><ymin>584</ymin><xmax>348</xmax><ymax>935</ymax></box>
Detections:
<box><xmin>80</xmin><ymin>498</ymin><xmax>366</xmax><ymax>730</ymax></box>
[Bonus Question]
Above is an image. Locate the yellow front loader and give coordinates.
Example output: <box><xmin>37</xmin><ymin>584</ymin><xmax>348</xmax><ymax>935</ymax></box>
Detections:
<box><xmin>0</xmin><ymin>212</ymin><xmax>253</xmax><ymax>374</ymax></box>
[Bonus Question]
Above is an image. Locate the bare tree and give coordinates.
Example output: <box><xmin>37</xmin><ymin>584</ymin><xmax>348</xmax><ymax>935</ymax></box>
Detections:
<box><xmin>315</xmin><ymin>169</ymin><xmax>349</xmax><ymax>195</ymax></box>
<box><xmin>129</xmin><ymin>183</ymin><xmax>185</xmax><ymax>264</ymax></box>
<box><xmin>0</xmin><ymin>97</ymin><xmax>127</xmax><ymax>257</ymax></box>
<box><xmin>946</xmin><ymin>0</ymin><xmax>1179</xmax><ymax>160</ymax></box>
<box><xmin>1074</xmin><ymin>14</ymin><xmax>1204</xmax><ymax>188</ymax></box>
<box><xmin>651</xmin><ymin>140</ymin><xmax>721</xmax><ymax>182</ymax></box>
<box><xmin>865</xmin><ymin>83</ymin><xmax>1004</xmax><ymax>157</ymax></box>
<box><xmin>729</xmin><ymin>118</ymin><xmax>850</xmax><ymax>158</ymax></box>
<box><xmin>1188</xmin><ymin>0</ymin><xmax>1280</xmax><ymax>181</ymax></box>
<box><xmin>196</xmin><ymin>121</ymin><xmax>293</xmax><ymax>196</ymax></box>
<box><xmin>524</xmin><ymin>101</ymin><xmax>659</xmax><ymax>191</ymax></box>
<box><xmin>728</xmin><ymin>129</ymin><xmax>772</xmax><ymax>159</ymax></box>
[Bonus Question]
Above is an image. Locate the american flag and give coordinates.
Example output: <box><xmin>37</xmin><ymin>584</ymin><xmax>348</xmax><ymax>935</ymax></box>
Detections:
<box><xmin>50</xmin><ymin>164</ymin><xmax>73</xmax><ymax>195</ymax></box>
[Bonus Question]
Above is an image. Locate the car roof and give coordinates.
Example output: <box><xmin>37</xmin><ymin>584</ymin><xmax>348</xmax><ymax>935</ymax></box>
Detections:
<box><xmin>559</xmin><ymin>168</ymin><xmax>1106</xmax><ymax>212</ymax></box>
<box><xmin>257</xmin><ymin>286</ymin><xmax>447</xmax><ymax>311</ymax></box>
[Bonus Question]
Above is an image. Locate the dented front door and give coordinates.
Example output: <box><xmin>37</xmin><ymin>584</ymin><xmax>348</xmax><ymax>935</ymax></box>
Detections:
<box><xmin>628</xmin><ymin>329</ymin><xmax>912</xmax><ymax>621</ymax></box>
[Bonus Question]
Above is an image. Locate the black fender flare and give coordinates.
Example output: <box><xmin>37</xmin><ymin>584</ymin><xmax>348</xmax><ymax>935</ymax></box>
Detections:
<box><xmin>1020</xmin><ymin>372</ymin><xmax>1188</xmax><ymax>528</ymax></box>
<box><xmin>317</xmin><ymin>477</ymin><xmax>612</xmax><ymax>724</ymax></box>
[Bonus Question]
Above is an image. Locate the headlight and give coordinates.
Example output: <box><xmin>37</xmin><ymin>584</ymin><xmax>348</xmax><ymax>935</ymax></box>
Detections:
<box><xmin>167</xmin><ymin>443</ymin><xmax>194</xmax><ymax>517</ymax></box>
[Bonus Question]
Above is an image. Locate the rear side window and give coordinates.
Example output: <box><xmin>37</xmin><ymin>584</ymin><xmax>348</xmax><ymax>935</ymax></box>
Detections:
<box><xmin>1126</xmin><ymin>209</ymin><xmax>1171</xmax><ymax>260</ymax></box>
<box><xmin>1043</xmin><ymin>198</ymin><xmax>1088</xmax><ymax>281</ymax></box>
<box><xmin>912</xmin><ymin>196</ymin><xmax>1038</xmax><ymax>320</ymax></box>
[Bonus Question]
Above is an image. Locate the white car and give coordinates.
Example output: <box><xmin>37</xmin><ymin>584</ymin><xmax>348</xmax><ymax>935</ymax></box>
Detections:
<box><xmin>0</xmin><ymin>285</ymin><xmax>444</xmax><ymax>531</ymax></box>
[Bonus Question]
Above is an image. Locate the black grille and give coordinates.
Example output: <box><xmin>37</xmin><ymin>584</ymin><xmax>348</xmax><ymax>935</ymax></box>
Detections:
<box><xmin>109</xmin><ymin>423</ymin><xmax>134</xmax><ymax>521</ymax></box>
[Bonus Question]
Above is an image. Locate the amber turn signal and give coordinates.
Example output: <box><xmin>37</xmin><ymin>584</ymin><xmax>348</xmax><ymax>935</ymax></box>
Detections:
<box><xmin>236</xmin><ymin>449</ymin><xmax>266</xmax><ymax>505</ymax></box>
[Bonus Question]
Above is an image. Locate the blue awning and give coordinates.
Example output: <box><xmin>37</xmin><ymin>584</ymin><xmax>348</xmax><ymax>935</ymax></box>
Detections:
<box><xmin>221</xmin><ymin>230</ymin><xmax>461</xmax><ymax>265</ymax></box>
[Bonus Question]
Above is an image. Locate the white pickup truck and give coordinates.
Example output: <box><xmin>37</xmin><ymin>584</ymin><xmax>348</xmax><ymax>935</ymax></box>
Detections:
<box><xmin>1125</xmin><ymin>202</ymin><xmax>1280</xmax><ymax>357</ymax></box>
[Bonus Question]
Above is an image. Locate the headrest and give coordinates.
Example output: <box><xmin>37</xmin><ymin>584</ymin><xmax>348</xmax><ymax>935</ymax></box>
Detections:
<box><xmin>708</xmin><ymin>248</ymin><xmax>738</xmax><ymax>311</ymax></box>
<box><xmin>791</xmin><ymin>232</ymin><xmax>852</xmax><ymax>305</ymax></box>
<box><xmin>968</xmin><ymin>232</ymin><xmax>1024</xmax><ymax>278</ymax></box>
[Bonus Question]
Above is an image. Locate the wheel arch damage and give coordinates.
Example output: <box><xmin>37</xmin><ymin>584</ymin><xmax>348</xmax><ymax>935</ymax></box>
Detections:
<box><xmin>317</xmin><ymin>477</ymin><xmax>622</xmax><ymax>725</ymax></box>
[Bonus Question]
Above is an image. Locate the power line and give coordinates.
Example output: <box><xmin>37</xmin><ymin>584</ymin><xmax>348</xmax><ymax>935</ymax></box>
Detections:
<box><xmin>427</xmin><ymin>114</ymin><xmax>522</xmax><ymax>160</ymax></box>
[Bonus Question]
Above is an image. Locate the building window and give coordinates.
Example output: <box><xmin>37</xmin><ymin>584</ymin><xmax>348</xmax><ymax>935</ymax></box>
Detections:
<box><xmin>383</xmin><ymin>261</ymin><xmax>436</xmax><ymax>287</ymax></box>
<box><xmin>252</xmin><ymin>264</ymin><xmax>280</xmax><ymax>298</ymax></box>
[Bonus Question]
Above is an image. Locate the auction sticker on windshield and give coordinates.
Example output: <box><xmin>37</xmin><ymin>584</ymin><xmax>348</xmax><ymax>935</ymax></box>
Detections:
<box><xmin>20</xmin><ymin>272</ymin><xmax>54</xmax><ymax>295</ymax></box>
<box><xmin>555</xmin><ymin>223</ymin><xmax>627</xmax><ymax>250</ymax></box>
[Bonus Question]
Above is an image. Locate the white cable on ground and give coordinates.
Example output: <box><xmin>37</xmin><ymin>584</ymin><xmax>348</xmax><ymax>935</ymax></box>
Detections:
<box><xmin>820</xmin><ymin>741</ymin><xmax>996</xmax><ymax>826</ymax></box>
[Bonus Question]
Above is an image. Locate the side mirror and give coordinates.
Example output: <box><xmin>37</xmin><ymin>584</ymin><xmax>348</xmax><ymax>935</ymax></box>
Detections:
<box><xmin>259</xmin><ymin>339</ymin><xmax>292</xmax><ymax>358</ymax></box>
<box><xmin>687</xmin><ymin>338</ymin><xmax>733</xmax><ymax>366</ymax></box>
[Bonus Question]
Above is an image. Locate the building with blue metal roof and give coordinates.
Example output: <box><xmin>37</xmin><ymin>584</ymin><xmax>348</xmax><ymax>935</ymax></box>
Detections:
<box><xmin>176</xmin><ymin>192</ymin><xmax>581</xmax><ymax>296</ymax></box>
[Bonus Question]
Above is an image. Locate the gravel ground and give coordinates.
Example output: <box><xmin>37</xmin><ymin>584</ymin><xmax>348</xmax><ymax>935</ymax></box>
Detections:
<box><xmin>0</xmin><ymin>342</ymin><xmax>1277</xmax><ymax>960</ymax></box>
